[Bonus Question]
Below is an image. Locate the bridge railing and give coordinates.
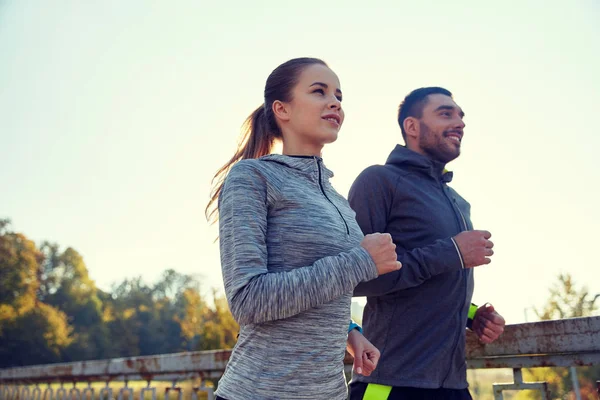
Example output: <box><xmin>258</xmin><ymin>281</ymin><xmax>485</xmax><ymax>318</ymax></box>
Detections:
<box><xmin>1</xmin><ymin>316</ymin><xmax>599</xmax><ymax>400</ymax></box>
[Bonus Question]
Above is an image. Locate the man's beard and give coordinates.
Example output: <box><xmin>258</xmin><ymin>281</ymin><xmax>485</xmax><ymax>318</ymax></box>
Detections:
<box><xmin>419</xmin><ymin>121</ymin><xmax>460</xmax><ymax>164</ymax></box>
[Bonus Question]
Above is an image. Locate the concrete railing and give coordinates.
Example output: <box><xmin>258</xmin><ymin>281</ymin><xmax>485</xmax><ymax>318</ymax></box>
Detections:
<box><xmin>465</xmin><ymin>316</ymin><xmax>600</xmax><ymax>399</ymax></box>
<box><xmin>1</xmin><ymin>317</ymin><xmax>599</xmax><ymax>400</ymax></box>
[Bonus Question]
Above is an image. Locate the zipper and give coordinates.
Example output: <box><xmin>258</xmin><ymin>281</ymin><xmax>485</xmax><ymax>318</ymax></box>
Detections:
<box><xmin>454</xmin><ymin>199</ymin><xmax>468</xmax><ymax>231</ymax></box>
<box><xmin>440</xmin><ymin>180</ymin><xmax>469</xmax><ymax>386</ymax></box>
<box><xmin>315</xmin><ymin>157</ymin><xmax>350</xmax><ymax>235</ymax></box>
<box><xmin>440</xmin><ymin>182</ymin><xmax>464</xmax><ymax>233</ymax></box>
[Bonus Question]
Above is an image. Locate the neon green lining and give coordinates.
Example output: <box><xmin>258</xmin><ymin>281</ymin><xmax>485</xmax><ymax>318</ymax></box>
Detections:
<box><xmin>468</xmin><ymin>303</ymin><xmax>478</xmax><ymax>320</ymax></box>
<box><xmin>363</xmin><ymin>383</ymin><xmax>392</xmax><ymax>400</ymax></box>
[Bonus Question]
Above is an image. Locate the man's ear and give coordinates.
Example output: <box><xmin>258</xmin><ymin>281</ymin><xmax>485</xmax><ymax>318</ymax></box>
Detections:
<box><xmin>272</xmin><ymin>100</ymin><xmax>291</xmax><ymax>122</ymax></box>
<box><xmin>404</xmin><ymin>117</ymin><xmax>419</xmax><ymax>141</ymax></box>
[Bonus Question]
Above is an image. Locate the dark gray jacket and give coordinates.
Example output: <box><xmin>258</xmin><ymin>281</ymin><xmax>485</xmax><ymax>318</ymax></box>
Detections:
<box><xmin>216</xmin><ymin>155</ymin><xmax>378</xmax><ymax>400</ymax></box>
<box><xmin>349</xmin><ymin>145</ymin><xmax>474</xmax><ymax>389</ymax></box>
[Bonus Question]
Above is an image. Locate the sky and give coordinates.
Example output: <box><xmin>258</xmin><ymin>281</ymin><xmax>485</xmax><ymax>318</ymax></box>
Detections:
<box><xmin>1</xmin><ymin>1</ymin><xmax>599</xmax><ymax>325</ymax></box>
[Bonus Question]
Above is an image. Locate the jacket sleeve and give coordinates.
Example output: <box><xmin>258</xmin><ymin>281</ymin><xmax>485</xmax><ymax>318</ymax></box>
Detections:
<box><xmin>219</xmin><ymin>162</ymin><xmax>378</xmax><ymax>326</ymax></box>
<box><xmin>348</xmin><ymin>166</ymin><xmax>463</xmax><ymax>297</ymax></box>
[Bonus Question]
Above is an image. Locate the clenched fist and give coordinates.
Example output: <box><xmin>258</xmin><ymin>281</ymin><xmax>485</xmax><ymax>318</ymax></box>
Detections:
<box><xmin>361</xmin><ymin>233</ymin><xmax>402</xmax><ymax>275</ymax></box>
<box><xmin>453</xmin><ymin>230</ymin><xmax>494</xmax><ymax>268</ymax></box>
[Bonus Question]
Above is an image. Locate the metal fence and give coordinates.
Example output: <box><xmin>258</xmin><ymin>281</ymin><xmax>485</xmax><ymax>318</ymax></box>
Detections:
<box><xmin>1</xmin><ymin>317</ymin><xmax>599</xmax><ymax>400</ymax></box>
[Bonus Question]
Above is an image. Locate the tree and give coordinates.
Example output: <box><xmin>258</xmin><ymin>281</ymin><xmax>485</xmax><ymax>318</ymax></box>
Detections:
<box><xmin>0</xmin><ymin>225</ymin><xmax>42</xmax><ymax>319</ymax></box>
<box><xmin>174</xmin><ymin>287</ymin><xmax>208</xmax><ymax>350</ymax></box>
<box><xmin>39</xmin><ymin>243</ymin><xmax>107</xmax><ymax>361</ymax></box>
<box><xmin>0</xmin><ymin>303</ymin><xmax>73</xmax><ymax>367</ymax></box>
<box><xmin>0</xmin><ymin>218</ymin><xmax>240</xmax><ymax>366</ymax></box>
<box><xmin>0</xmin><ymin>221</ymin><xmax>72</xmax><ymax>367</ymax></box>
<box><xmin>535</xmin><ymin>273</ymin><xmax>599</xmax><ymax>320</ymax></box>
<box><xmin>0</xmin><ymin>219</ymin><xmax>11</xmax><ymax>235</ymax></box>
<box><xmin>39</xmin><ymin>243</ymin><xmax>103</xmax><ymax>324</ymax></box>
<box><xmin>197</xmin><ymin>290</ymin><xmax>239</xmax><ymax>350</ymax></box>
<box><xmin>102</xmin><ymin>270</ymin><xmax>207</xmax><ymax>357</ymax></box>
<box><xmin>515</xmin><ymin>273</ymin><xmax>600</xmax><ymax>400</ymax></box>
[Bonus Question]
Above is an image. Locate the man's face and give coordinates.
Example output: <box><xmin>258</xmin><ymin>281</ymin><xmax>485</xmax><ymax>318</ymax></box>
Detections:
<box><xmin>415</xmin><ymin>94</ymin><xmax>465</xmax><ymax>164</ymax></box>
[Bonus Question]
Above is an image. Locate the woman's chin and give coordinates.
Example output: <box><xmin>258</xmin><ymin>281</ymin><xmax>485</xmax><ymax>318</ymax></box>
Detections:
<box><xmin>320</xmin><ymin>130</ymin><xmax>339</xmax><ymax>144</ymax></box>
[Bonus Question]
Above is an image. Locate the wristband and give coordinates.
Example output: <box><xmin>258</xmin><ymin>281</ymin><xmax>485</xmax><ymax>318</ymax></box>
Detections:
<box><xmin>467</xmin><ymin>303</ymin><xmax>478</xmax><ymax>330</ymax></box>
<box><xmin>468</xmin><ymin>303</ymin><xmax>478</xmax><ymax>320</ymax></box>
<box><xmin>348</xmin><ymin>321</ymin><xmax>363</xmax><ymax>334</ymax></box>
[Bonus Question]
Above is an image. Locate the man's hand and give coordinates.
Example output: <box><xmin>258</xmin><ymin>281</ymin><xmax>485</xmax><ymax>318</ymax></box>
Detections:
<box><xmin>472</xmin><ymin>303</ymin><xmax>505</xmax><ymax>344</ymax></box>
<box><xmin>453</xmin><ymin>230</ymin><xmax>494</xmax><ymax>268</ymax></box>
<box><xmin>346</xmin><ymin>329</ymin><xmax>380</xmax><ymax>376</ymax></box>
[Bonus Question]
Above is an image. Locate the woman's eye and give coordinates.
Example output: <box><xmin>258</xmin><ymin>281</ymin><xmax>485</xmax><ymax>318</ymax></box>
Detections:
<box><xmin>336</xmin><ymin>95</ymin><xmax>342</xmax><ymax>102</ymax></box>
<box><xmin>313</xmin><ymin>89</ymin><xmax>325</xmax><ymax>95</ymax></box>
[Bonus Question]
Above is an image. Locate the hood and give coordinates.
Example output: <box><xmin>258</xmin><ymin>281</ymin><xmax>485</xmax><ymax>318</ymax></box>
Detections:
<box><xmin>386</xmin><ymin>145</ymin><xmax>453</xmax><ymax>183</ymax></box>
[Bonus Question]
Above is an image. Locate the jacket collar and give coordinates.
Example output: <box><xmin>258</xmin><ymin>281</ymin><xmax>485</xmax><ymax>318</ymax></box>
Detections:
<box><xmin>259</xmin><ymin>154</ymin><xmax>334</xmax><ymax>180</ymax></box>
<box><xmin>386</xmin><ymin>145</ymin><xmax>453</xmax><ymax>183</ymax></box>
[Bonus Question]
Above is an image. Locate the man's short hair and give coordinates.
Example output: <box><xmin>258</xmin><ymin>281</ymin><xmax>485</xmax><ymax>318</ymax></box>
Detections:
<box><xmin>397</xmin><ymin>87</ymin><xmax>453</xmax><ymax>141</ymax></box>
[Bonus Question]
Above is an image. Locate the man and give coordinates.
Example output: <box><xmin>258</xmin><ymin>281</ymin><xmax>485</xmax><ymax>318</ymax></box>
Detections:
<box><xmin>348</xmin><ymin>87</ymin><xmax>506</xmax><ymax>400</ymax></box>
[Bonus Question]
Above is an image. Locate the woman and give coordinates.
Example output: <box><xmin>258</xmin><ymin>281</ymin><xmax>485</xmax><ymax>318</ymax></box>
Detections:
<box><xmin>206</xmin><ymin>57</ymin><xmax>401</xmax><ymax>400</ymax></box>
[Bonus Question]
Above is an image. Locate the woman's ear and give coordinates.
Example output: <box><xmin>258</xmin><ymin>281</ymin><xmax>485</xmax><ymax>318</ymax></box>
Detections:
<box><xmin>272</xmin><ymin>100</ymin><xmax>291</xmax><ymax>122</ymax></box>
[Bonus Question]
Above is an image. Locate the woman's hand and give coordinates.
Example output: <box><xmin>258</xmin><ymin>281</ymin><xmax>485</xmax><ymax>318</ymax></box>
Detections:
<box><xmin>346</xmin><ymin>329</ymin><xmax>380</xmax><ymax>376</ymax></box>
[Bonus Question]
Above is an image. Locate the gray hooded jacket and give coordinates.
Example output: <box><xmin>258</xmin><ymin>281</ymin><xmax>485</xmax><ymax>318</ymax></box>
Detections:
<box><xmin>215</xmin><ymin>154</ymin><xmax>378</xmax><ymax>400</ymax></box>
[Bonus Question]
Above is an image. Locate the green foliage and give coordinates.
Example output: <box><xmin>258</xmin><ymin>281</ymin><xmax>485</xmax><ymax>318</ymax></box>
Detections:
<box><xmin>0</xmin><ymin>229</ymin><xmax>42</xmax><ymax>317</ymax></box>
<box><xmin>0</xmin><ymin>218</ymin><xmax>239</xmax><ymax>367</ymax></box>
<box><xmin>0</xmin><ymin>301</ymin><xmax>73</xmax><ymax>366</ymax></box>
<box><xmin>0</xmin><ymin>223</ymin><xmax>73</xmax><ymax>367</ymax></box>
<box><xmin>0</xmin><ymin>219</ymin><xmax>11</xmax><ymax>235</ymax></box>
<box><xmin>515</xmin><ymin>273</ymin><xmax>600</xmax><ymax>399</ymax></box>
<box><xmin>196</xmin><ymin>290</ymin><xmax>239</xmax><ymax>351</ymax></box>
<box><xmin>535</xmin><ymin>273</ymin><xmax>599</xmax><ymax>320</ymax></box>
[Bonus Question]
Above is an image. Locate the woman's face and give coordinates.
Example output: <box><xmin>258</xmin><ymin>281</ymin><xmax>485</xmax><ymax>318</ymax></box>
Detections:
<box><xmin>276</xmin><ymin>64</ymin><xmax>344</xmax><ymax>152</ymax></box>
